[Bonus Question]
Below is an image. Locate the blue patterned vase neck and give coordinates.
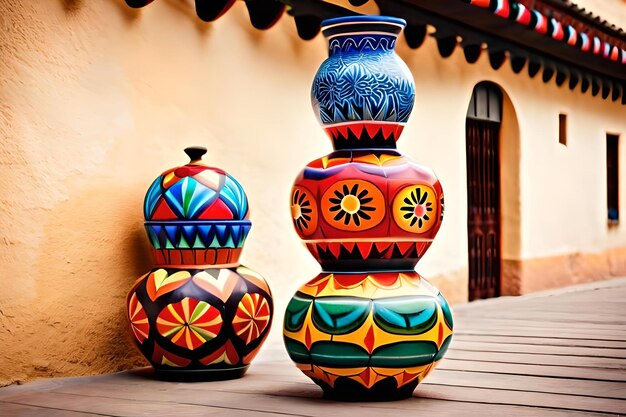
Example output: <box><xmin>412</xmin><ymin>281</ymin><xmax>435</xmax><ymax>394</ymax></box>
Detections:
<box><xmin>322</xmin><ymin>16</ymin><xmax>405</xmax><ymax>56</ymax></box>
<box><xmin>328</xmin><ymin>34</ymin><xmax>398</xmax><ymax>55</ymax></box>
<box><xmin>312</xmin><ymin>16</ymin><xmax>415</xmax><ymax>150</ymax></box>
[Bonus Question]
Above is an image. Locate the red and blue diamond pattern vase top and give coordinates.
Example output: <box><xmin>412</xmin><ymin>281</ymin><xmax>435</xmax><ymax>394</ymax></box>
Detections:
<box><xmin>127</xmin><ymin>146</ymin><xmax>273</xmax><ymax>380</ymax></box>
<box><xmin>284</xmin><ymin>16</ymin><xmax>453</xmax><ymax>400</ymax></box>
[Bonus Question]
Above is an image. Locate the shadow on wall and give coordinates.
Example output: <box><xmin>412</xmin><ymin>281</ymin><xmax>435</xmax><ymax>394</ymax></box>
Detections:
<box><xmin>61</xmin><ymin>0</ymin><xmax>83</xmax><ymax>14</ymax></box>
<box><xmin>108</xmin><ymin>0</ymin><xmax>142</xmax><ymax>24</ymax></box>
<box><xmin>27</xmin><ymin>182</ymin><xmax>154</xmax><ymax>380</ymax></box>
<box><xmin>113</xmin><ymin>0</ymin><xmax>212</xmax><ymax>33</ymax></box>
<box><xmin>59</xmin><ymin>0</ymin><xmax>317</xmax><ymax>61</ymax></box>
<box><xmin>128</xmin><ymin>226</ymin><xmax>157</xmax><ymax>278</ymax></box>
<box><xmin>59</xmin><ymin>0</ymin><xmax>141</xmax><ymax>23</ymax></box>
<box><xmin>59</xmin><ymin>0</ymin><xmax>217</xmax><ymax>33</ymax></box>
<box><xmin>79</xmin><ymin>221</ymin><xmax>153</xmax><ymax>374</ymax></box>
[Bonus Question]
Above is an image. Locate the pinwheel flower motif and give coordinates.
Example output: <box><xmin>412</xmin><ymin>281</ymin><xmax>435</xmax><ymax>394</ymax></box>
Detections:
<box><xmin>156</xmin><ymin>297</ymin><xmax>222</xmax><ymax>350</ymax></box>
<box><xmin>233</xmin><ymin>293</ymin><xmax>271</xmax><ymax>344</ymax></box>
<box><xmin>128</xmin><ymin>293</ymin><xmax>150</xmax><ymax>344</ymax></box>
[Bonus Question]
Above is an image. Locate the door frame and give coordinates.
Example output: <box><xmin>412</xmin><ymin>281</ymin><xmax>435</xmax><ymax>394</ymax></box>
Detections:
<box><xmin>465</xmin><ymin>81</ymin><xmax>521</xmax><ymax>300</ymax></box>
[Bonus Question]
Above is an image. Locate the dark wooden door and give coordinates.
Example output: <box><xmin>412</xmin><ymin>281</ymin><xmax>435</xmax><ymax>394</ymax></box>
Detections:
<box><xmin>466</xmin><ymin>83</ymin><xmax>502</xmax><ymax>301</ymax></box>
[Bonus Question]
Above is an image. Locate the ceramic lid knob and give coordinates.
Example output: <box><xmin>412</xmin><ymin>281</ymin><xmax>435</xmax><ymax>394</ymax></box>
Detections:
<box><xmin>184</xmin><ymin>146</ymin><xmax>208</xmax><ymax>163</ymax></box>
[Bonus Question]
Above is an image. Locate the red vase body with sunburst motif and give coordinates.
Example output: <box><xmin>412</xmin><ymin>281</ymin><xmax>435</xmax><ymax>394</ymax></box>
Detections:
<box><xmin>127</xmin><ymin>147</ymin><xmax>273</xmax><ymax>380</ymax></box>
<box><xmin>283</xmin><ymin>16</ymin><xmax>453</xmax><ymax>400</ymax></box>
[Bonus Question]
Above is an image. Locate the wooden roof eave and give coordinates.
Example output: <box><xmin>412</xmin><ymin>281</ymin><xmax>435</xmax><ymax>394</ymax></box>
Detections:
<box><xmin>373</xmin><ymin>0</ymin><xmax>626</xmax><ymax>103</ymax></box>
<box><xmin>386</xmin><ymin>0</ymin><xmax>625</xmax><ymax>81</ymax></box>
<box><xmin>123</xmin><ymin>0</ymin><xmax>626</xmax><ymax>104</ymax></box>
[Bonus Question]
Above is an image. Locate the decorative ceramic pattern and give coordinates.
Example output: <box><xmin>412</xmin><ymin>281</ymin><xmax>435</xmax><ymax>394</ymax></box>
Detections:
<box><xmin>292</xmin><ymin>149</ymin><xmax>443</xmax><ymax>271</ymax></box>
<box><xmin>284</xmin><ymin>272</ymin><xmax>453</xmax><ymax>397</ymax></box>
<box><xmin>156</xmin><ymin>297</ymin><xmax>223</xmax><ymax>350</ymax></box>
<box><xmin>144</xmin><ymin>167</ymin><xmax>248</xmax><ymax>221</ymax></box>
<box><xmin>284</xmin><ymin>16</ymin><xmax>453</xmax><ymax>401</ymax></box>
<box><xmin>233</xmin><ymin>293</ymin><xmax>272</xmax><ymax>344</ymax></box>
<box><xmin>312</xmin><ymin>28</ymin><xmax>415</xmax><ymax>126</ymax></box>
<box><xmin>328</xmin><ymin>36</ymin><xmax>397</xmax><ymax>53</ymax></box>
<box><xmin>127</xmin><ymin>147</ymin><xmax>273</xmax><ymax>380</ymax></box>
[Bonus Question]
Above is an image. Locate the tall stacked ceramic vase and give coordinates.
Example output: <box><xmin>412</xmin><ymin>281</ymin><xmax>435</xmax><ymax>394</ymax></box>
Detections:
<box><xmin>127</xmin><ymin>147</ymin><xmax>273</xmax><ymax>380</ymax></box>
<box><xmin>283</xmin><ymin>16</ymin><xmax>454</xmax><ymax>400</ymax></box>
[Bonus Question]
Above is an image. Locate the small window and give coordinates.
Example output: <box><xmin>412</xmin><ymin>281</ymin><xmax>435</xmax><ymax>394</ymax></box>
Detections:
<box><xmin>559</xmin><ymin>113</ymin><xmax>567</xmax><ymax>146</ymax></box>
<box><xmin>607</xmin><ymin>134</ymin><xmax>619</xmax><ymax>225</ymax></box>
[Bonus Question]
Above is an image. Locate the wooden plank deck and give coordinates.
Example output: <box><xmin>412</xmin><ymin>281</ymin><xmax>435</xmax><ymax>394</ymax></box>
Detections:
<box><xmin>2</xmin><ymin>278</ymin><xmax>625</xmax><ymax>416</ymax></box>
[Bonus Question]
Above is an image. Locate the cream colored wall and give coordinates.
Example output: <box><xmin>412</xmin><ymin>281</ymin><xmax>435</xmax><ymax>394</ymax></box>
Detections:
<box><xmin>516</xmin><ymin>87</ymin><xmax>626</xmax><ymax>258</ymax></box>
<box><xmin>1</xmin><ymin>0</ymin><xmax>625</xmax><ymax>385</ymax></box>
<box><xmin>397</xmin><ymin>29</ymin><xmax>626</xmax><ymax>294</ymax></box>
<box><xmin>574</xmin><ymin>0</ymin><xmax>626</xmax><ymax>26</ymax></box>
<box><xmin>0</xmin><ymin>0</ymin><xmax>328</xmax><ymax>386</ymax></box>
<box><xmin>399</xmin><ymin>0</ymin><xmax>626</xmax><ymax>292</ymax></box>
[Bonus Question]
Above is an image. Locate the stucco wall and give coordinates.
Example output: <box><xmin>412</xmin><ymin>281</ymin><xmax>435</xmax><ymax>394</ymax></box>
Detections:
<box><xmin>399</xmin><ymin>30</ymin><xmax>626</xmax><ymax>297</ymax></box>
<box><xmin>0</xmin><ymin>0</ymin><xmax>329</xmax><ymax>386</ymax></box>
<box><xmin>1</xmin><ymin>0</ymin><xmax>625</xmax><ymax>385</ymax></box>
<box><xmin>574</xmin><ymin>0</ymin><xmax>626</xmax><ymax>25</ymax></box>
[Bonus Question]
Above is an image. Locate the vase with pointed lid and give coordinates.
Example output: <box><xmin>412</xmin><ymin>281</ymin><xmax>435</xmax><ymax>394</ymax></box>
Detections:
<box><xmin>283</xmin><ymin>16</ymin><xmax>453</xmax><ymax>400</ymax></box>
<box><xmin>127</xmin><ymin>146</ymin><xmax>273</xmax><ymax>380</ymax></box>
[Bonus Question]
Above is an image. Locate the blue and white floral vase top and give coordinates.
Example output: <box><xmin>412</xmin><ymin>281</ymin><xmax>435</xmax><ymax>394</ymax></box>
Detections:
<box><xmin>312</xmin><ymin>16</ymin><xmax>415</xmax><ymax>150</ymax></box>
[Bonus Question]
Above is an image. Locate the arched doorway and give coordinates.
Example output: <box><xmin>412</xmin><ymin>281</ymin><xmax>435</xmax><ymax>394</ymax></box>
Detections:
<box><xmin>466</xmin><ymin>82</ymin><xmax>504</xmax><ymax>301</ymax></box>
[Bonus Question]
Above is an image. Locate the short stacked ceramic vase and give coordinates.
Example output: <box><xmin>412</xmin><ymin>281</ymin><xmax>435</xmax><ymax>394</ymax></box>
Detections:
<box><xmin>127</xmin><ymin>147</ymin><xmax>273</xmax><ymax>380</ymax></box>
<box><xmin>283</xmin><ymin>16</ymin><xmax>454</xmax><ymax>400</ymax></box>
